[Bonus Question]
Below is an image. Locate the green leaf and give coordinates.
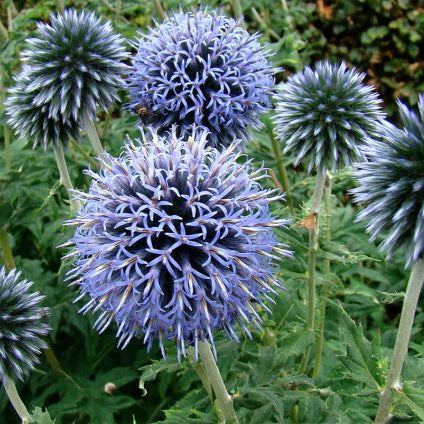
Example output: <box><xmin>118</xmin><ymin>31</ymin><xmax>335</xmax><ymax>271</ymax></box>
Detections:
<box><xmin>29</xmin><ymin>407</ymin><xmax>55</xmax><ymax>424</ymax></box>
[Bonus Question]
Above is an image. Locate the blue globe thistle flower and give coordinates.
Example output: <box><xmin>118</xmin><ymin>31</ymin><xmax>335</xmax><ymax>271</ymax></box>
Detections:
<box><xmin>0</xmin><ymin>267</ymin><xmax>50</xmax><ymax>382</ymax></box>
<box><xmin>6</xmin><ymin>68</ymin><xmax>81</xmax><ymax>149</ymax></box>
<box><xmin>128</xmin><ymin>9</ymin><xmax>276</xmax><ymax>148</ymax></box>
<box><xmin>353</xmin><ymin>95</ymin><xmax>424</xmax><ymax>268</ymax></box>
<box><xmin>65</xmin><ymin>128</ymin><xmax>291</xmax><ymax>358</ymax></box>
<box><xmin>6</xmin><ymin>8</ymin><xmax>129</xmax><ymax>149</ymax></box>
<box><xmin>273</xmin><ymin>61</ymin><xmax>384</xmax><ymax>172</ymax></box>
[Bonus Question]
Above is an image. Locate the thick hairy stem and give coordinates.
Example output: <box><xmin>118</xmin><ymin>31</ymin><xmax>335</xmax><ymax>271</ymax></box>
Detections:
<box><xmin>312</xmin><ymin>172</ymin><xmax>332</xmax><ymax>379</ymax></box>
<box><xmin>0</xmin><ymin>228</ymin><xmax>15</xmax><ymax>269</ymax></box>
<box><xmin>53</xmin><ymin>144</ymin><xmax>81</xmax><ymax>212</ymax></box>
<box><xmin>3</xmin><ymin>375</ymin><xmax>30</xmax><ymax>424</ymax></box>
<box><xmin>198</xmin><ymin>341</ymin><xmax>239</xmax><ymax>423</ymax></box>
<box><xmin>83</xmin><ymin>116</ymin><xmax>104</xmax><ymax>156</ymax></box>
<box><xmin>374</xmin><ymin>258</ymin><xmax>424</xmax><ymax>424</ymax></box>
<box><xmin>299</xmin><ymin>168</ymin><xmax>326</xmax><ymax>374</ymax></box>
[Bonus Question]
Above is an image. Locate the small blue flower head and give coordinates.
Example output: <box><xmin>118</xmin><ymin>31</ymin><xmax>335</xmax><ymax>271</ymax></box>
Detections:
<box><xmin>6</xmin><ymin>8</ymin><xmax>129</xmax><ymax>149</ymax></box>
<box><xmin>6</xmin><ymin>68</ymin><xmax>81</xmax><ymax>149</ymax></box>
<box><xmin>0</xmin><ymin>267</ymin><xmax>50</xmax><ymax>382</ymax></box>
<box><xmin>353</xmin><ymin>95</ymin><xmax>424</xmax><ymax>268</ymax></box>
<box><xmin>65</xmin><ymin>128</ymin><xmax>291</xmax><ymax>358</ymax></box>
<box><xmin>128</xmin><ymin>9</ymin><xmax>276</xmax><ymax>148</ymax></box>
<box><xmin>273</xmin><ymin>61</ymin><xmax>384</xmax><ymax>173</ymax></box>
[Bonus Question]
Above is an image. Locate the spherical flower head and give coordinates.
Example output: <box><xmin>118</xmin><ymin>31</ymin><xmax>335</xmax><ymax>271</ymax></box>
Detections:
<box><xmin>273</xmin><ymin>61</ymin><xmax>384</xmax><ymax>173</ymax></box>
<box><xmin>18</xmin><ymin>8</ymin><xmax>129</xmax><ymax>125</ymax></box>
<box><xmin>65</xmin><ymin>128</ymin><xmax>291</xmax><ymax>358</ymax></box>
<box><xmin>0</xmin><ymin>267</ymin><xmax>49</xmax><ymax>382</ymax></box>
<box><xmin>128</xmin><ymin>9</ymin><xmax>276</xmax><ymax>148</ymax></box>
<box><xmin>6</xmin><ymin>68</ymin><xmax>81</xmax><ymax>149</ymax></box>
<box><xmin>353</xmin><ymin>95</ymin><xmax>424</xmax><ymax>268</ymax></box>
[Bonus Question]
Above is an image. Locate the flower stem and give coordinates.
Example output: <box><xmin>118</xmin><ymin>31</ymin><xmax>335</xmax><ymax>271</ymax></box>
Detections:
<box><xmin>374</xmin><ymin>258</ymin><xmax>424</xmax><ymax>424</ymax></box>
<box><xmin>0</xmin><ymin>228</ymin><xmax>15</xmax><ymax>269</ymax></box>
<box><xmin>53</xmin><ymin>144</ymin><xmax>81</xmax><ymax>212</ymax></box>
<box><xmin>153</xmin><ymin>0</ymin><xmax>165</xmax><ymax>21</ymax></box>
<box><xmin>83</xmin><ymin>116</ymin><xmax>104</xmax><ymax>156</ymax></box>
<box><xmin>3</xmin><ymin>375</ymin><xmax>30</xmax><ymax>424</ymax></box>
<box><xmin>268</xmin><ymin>124</ymin><xmax>295</xmax><ymax>216</ymax></box>
<box><xmin>231</xmin><ymin>0</ymin><xmax>243</xmax><ymax>20</ymax></box>
<box><xmin>198</xmin><ymin>341</ymin><xmax>239</xmax><ymax>423</ymax></box>
<box><xmin>299</xmin><ymin>167</ymin><xmax>326</xmax><ymax>374</ymax></box>
<box><xmin>312</xmin><ymin>172</ymin><xmax>332</xmax><ymax>379</ymax></box>
<box><xmin>0</xmin><ymin>62</ymin><xmax>11</xmax><ymax>173</ymax></box>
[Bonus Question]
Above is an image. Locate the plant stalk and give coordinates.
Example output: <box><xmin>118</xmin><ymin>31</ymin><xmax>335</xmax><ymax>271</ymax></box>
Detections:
<box><xmin>53</xmin><ymin>144</ymin><xmax>81</xmax><ymax>212</ymax></box>
<box><xmin>0</xmin><ymin>228</ymin><xmax>15</xmax><ymax>269</ymax></box>
<box><xmin>3</xmin><ymin>375</ymin><xmax>30</xmax><ymax>424</ymax></box>
<box><xmin>312</xmin><ymin>172</ymin><xmax>332</xmax><ymax>379</ymax></box>
<box><xmin>153</xmin><ymin>0</ymin><xmax>165</xmax><ymax>21</ymax></box>
<box><xmin>299</xmin><ymin>167</ymin><xmax>326</xmax><ymax>374</ymax></box>
<box><xmin>83</xmin><ymin>116</ymin><xmax>104</xmax><ymax>156</ymax></box>
<box><xmin>374</xmin><ymin>258</ymin><xmax>424</xmax><ymax>424</ymax></box>
<box><xmin>198</xmin><ymin>341</ymin><xmax>239</xmax><ymax>423</ymax></box>
<box><xmin>269</xmin><ymin>127</ymin><xmax>295</xmax><ymax>216</ymax></box>
<box><xmin>0</xmin><ymin>63</ymin><xmax>11</xmax><ymax>172</ymax></box>
<box><xmin>231</xmin><ymin>0</ymin><xmax>243</xmax><ymax>20</ymax></box>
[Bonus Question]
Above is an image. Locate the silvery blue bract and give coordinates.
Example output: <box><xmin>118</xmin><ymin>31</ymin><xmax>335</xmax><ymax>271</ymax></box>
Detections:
<box><xmin>0</xmin><ymin>267</ymin><xmax>49</xmax><ymax>382</ymax></box>
<box><xmin>274</xmin><ymin>61</ymin><xmax>383</xmax><ymax>172</ymax></box>
<box><xmin>129</xmin><ymin>9</ymin><xmax>275</xmax><ymax>148</ymax></box>
<box><xmin>65</xmin><ymin>128</ymin><xmax>291</xmax><ymax>358</ymax></box>
<box><xmin>353</xmin><ymin>95</ymin><xmax>424</xmax><ymax>268</ymax></box>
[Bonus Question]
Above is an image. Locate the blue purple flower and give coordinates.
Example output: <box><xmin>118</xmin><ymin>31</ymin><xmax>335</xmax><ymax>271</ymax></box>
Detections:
<box><xmin>273</xmin><ymin>61</ymin><xmax>384</xmax><ymax>172</ymax></box>
<box><xmin>353</xmin><ymin>95</ymin><xmax>424</xmax><ymax>267</ymax></box>
<box><xmin>0</xmin><ymin>267</ymin><xmax>50</xmax><ymax>382</ymax></box>
<box><xmin>128</xmin><ymin>9</ymin><xmax>276</xmax><ymax>148</ymax></box>
<box><xmin>65</xmin><ymin>128</ymin><xmax>291</xmax><ymax>358</ymax></box>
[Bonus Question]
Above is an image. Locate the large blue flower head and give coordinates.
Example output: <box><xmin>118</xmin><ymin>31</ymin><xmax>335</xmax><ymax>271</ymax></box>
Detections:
<box><xmin>65</xmin><ymin>128</ymin><xmax>291</xmax><ymax>358</ymax></box>
<box><xmin>353</xmin><ymin>95</ymin><xmax>424</xmax><ymax>268</ymax></box>
<box><xmin>6</xmin><ymin>8</ymin><xmax>129</xmax><ymax>149</ymax></box>
<box><xmin>128</xmin><ymin>9</ymin><xmax>276</xmax><ymax>148</ymax></box>
<box><xmin>0</xmin><ymin>267</ymin><xmax>50</xmax><ymax>382</ymax></box>
<box><xmin>273</xmin><ymin>61</ymin><xmax>384</xmax><ymax>173</ymax></box>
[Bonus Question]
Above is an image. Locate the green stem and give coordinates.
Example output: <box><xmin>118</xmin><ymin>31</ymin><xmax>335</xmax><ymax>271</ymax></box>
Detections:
<box><xmin>53</xmin><ymin>144</ymin><xmax>81</xmax><ymax>212</ymax></box>
<box><xmin>269</xmin><ymin>127</ymin><xmax>295</xmax><ymax>216</ymax></box>
<box><xmin>0</xmin><ymin>63</ymin><xmax>11</xmax><ymax>172</ymax></box>
<box><xmin>3</xmin><ymin>375</ymin><xmax>30</xmax><ymax>424</ymax></box>
<box><xmin>56</xmin><ymin>0</ymin><xmax>64</xmax><ymax>12</ymax></box>
<box><xmin>374</xmin><ymin>258</ymin><xmax>424</xmax><ymax>424</ymax></box>
<box><xmin>231</xmin><ymin>0</ymin><xmax>243</xmax><ymax>20</ymax></box>
<box><xmin>312</xmin><ymin>172</ymin><xmax>332</xmax><ymax>379</ymax></box>
<box><xmin>153</xmin><ymin>0</ymin><xmax>165</xmax><ymax>21</ymax></box>
<box><xmin>299</xmin><ymin>168</ymin><xmax>326</xmax><ymax>374</ymax></box>
<box><xmin>198</xmin><ymin>341</ymin><xmax>239</xmax><ymax>423</ymax></box>
<box><xmin>83</xmin><ymin>116</ymin><xmax>104</xmax><ymax>156</ymax></box>
<box><xmin>0</xmin><ymin>228</ymin><xmax>15</xmax><ymax>269</ymax></box>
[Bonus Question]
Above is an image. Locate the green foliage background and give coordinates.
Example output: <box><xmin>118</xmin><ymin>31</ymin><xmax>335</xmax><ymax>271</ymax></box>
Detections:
<box><xmin>1</xmin><ymin>0</ymin><xmax>424</xmax><ymax>423</ymax></box>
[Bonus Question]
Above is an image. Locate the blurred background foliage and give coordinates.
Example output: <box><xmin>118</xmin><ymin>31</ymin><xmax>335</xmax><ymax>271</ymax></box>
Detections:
<box><xmin>1</xmin><ymin>0</ymin><xmax>424</xmax><ymax>423</ymax></box>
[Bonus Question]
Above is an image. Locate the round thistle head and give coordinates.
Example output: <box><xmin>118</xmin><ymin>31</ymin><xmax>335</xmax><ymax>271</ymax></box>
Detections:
<box><xmin>0</xmin><ymin>267</ymin><xmax>49</xmax><ymax>382</ymax></box>
<box><xmin>6</xmin><ymin>69</ymin><xmax>81</xmax><ymax>149</ymax></box>
<box><xmin>273</xmin><ymin>61</ymin><xmax>384</xmax><ymax>172</ymax></box>
<box><xmin>18</xmin><ymin>8</ymin><xmax>128</xmax><ymax>125</ymax></box>
<box><xmin>128</xmin><ymin>9</ymin><xmax>276</xmax><ymax>148</ymax></box>
<box><xmin>353</xmin><ymin>95</ymin><xmax>424</xmax><ymax>268</ymax></box>
<box><xmin>65</xmin><ymin>128</ymin><xmax>291</xmax><ymax>358</ymax></box>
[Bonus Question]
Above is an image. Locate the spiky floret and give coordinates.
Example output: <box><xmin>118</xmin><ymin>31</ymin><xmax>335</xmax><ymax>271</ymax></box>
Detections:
<box><xmin>0</xmin><ymin>267</ymin><xmax>49</xmax><ymax>382</ymax></box>
<box><xmin>65</xmin><ymin>128</ymin><xmax>291</xmax><ymax>358</ymax></box>
<box><xmin>353</xmin><ymin>95</ymin><xmax>424</xmax><ymax>267</ymax></box>
<box><xmin>6</xmin><ymin>68</ymin><xmax>81</xmax><ymax>149</ymax></box>
<box><xmin>128</xmin><ymin>9</ymin><xmax>275</xmax><ymax>148</ymax></box>
<box><xmin>273</xmin><ymin>61</ymin><xmax>384</xmax><ymax>172</ymax></box>
<box><xmin>7</xmin><ymin>8</ymin><xmax>128</xmax><ymax>149</ymax></box>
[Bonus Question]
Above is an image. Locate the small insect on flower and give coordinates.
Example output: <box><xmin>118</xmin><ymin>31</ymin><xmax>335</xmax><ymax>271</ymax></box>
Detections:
<box><xmin>273</xmin><ymin>61</ymin><xmax>384</xmax><ymax>173</ymax></box>
<box><xmin>0</xmin><ymin>267</ymin><xmax>50</xmax><ymax>382</ymax></box>
<box><xmin>128</xmin><ymin>8</ymin><xmax>276</xmax><ymax>148</ymax></box>
<box><xmin>6</xmin><ymin>8</ymin><xmax>129</xmax><ymax>149</ymax></box>
<box><xmin>64</xmin><ymin>127</ymin><xmax>291</xmax><ymax>359</ymax></box>
<box><xmin>353</xmin><ymin>94</ymin><xmax>424</xmax><ymax>268</ymax></box>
